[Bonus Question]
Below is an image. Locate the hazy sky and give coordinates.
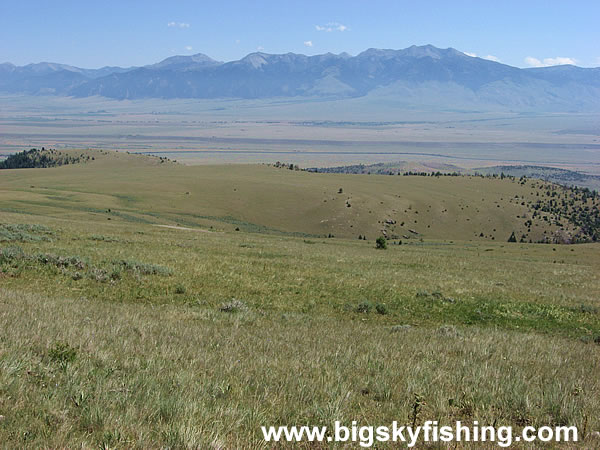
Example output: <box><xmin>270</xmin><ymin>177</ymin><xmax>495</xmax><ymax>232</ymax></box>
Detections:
<box><xmin>1</xmin><ymin>0</ymin><xmax>598</xmax><ymax>68</ymax></box>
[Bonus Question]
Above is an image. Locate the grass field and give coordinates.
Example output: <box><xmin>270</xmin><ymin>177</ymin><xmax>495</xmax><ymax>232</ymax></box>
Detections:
<box><xmin>1</xmin><ymin>150</ymin><xmax>600</xmax><ymax>447</ymax></box>
<box><xmin>1</xmin><ymin>149</ymin><xmax>597</xmax><ymax>243</ymax></box>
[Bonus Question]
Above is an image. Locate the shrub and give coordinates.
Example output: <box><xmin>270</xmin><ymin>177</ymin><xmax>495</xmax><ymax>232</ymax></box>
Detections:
<box><xmin>89</xmin><ymin>268</ymin><xmax>109</xmax><ymax>283</ymax></box>
<box><xmin>416</xmin><ymin>290</ymin><xmax>456</xmax><ymax>303</ymax></box>
<box><xmin>578</xmin><ymin>304</ymin><xmax>598</xmax><ymax>315</ymax></box>
<box><xmin>0</xmin><ymin>223</ymin><xmax>53</xmax><ymax>243</ymax></box>
<box><xmin>115</xmin><ymin>259</ymin><xmax>172</xmax><ymax>276</ymax></box>
<box><xmin>109</xmin><ymin>269</ymin><xmax>122</xmax><ymax>281</ymax></box>
<box><xmin>355</xmin><ymin>301</ymin><xmax>372</xmax><ymax>313</ymax></box>
<box><xmin>89</xmin><ymin>234</ymin><xmax>122</xmax><ymax>243</ymax></box>
<box><xmin>375</xmin><ymin>236</ymin><xmax>387</xmax><ymax>249</ymax></box>
<box><xmin>35</xmin><ymin>253</ymin><xmax>87</xmax><ymax>270</ymax></box>
<box><xmin>48</xmin><ymin>341</ymin><xmax>77</xmax><ymax>366</ymax></box>
<box><xmin>219</xmin><ymin>299</ymin><xmax>248</xmax><ymax>313</ymax></box>
<box><xmin>174</xmin><ymin>284</ymin><xmax>186</xmax><ymax>295</ymax></box>
<box><xmin>0</xmin><ymin>246</ymin><xmax>25</xmax><ymax>263</ymax></box>
<box><xmin>437</xmin><ymin>325</ymin><xmax>461</xmax><ymax>337</ymax></box>
<box><xmin>375</xmin><ymin>303</ymin><xmax>388</xmax><ymax>315</ymax></box>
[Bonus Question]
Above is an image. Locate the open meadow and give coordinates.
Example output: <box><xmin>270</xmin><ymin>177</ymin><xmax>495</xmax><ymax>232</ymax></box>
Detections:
<box><xmin>3</xmin><ymin>2</ymin><xmax>600</xmax><ymax>447</ymax></box>
<box><xmin>1</xmin><ymin>150</ymin><xmax>600</xmax><ymax>447</ymax></box>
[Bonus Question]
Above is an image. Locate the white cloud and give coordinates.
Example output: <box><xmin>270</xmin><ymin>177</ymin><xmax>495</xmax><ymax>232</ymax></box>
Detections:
<box><xmin>525</xmin><ymin>56</ymin><xmax>577</xmax><ymax>67</ymax></box>
<box><xmin>257</xmin><ymin>46</ymin><xmax>265</xmax><ymax>51</ymax></box>
<box><xmin>524</xmin><ymin>56</ymin><xmax>543</xmax><ymax>67</ymax></box>
<box><xmin>315</xmin><ymin>22</ymin><xmax>348</xmax><ymax>32</ymax></box>
<box><xmin>545</xmin><ymin>57</ymin><xmax>576</xmax><ymax>66</ymax></box>
<box><xmin>168</xmin><ymin>22</ymin><xmax>190</xmax><ymax>28</ymax></box>
<box><xmin>185</xmin><ymin>46</ymin><xmax>193</xmax><ymax>51</ymax></box>
<box><xmin>464</xmin><ymin>52</ymin><xmax>500</xmax><ymax>62</ymax></box>
<box><xmin>304</xmin><ymin>40</ymin><xmax>313</xmax><ymax>47</ymax></box>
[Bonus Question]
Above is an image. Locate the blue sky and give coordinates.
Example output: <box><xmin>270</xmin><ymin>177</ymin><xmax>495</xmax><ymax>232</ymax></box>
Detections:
<box><xmin>1</xmin><ymin>0</ymin><xmax>598</xmax><ymax>68</ymax></box>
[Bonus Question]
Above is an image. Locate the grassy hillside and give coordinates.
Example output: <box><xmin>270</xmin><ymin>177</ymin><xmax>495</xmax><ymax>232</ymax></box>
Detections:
<box><xmin>1</xmin><ymin>149</ymin><xmax>598</xmax><ymax>243</ymax></box>
<box><xmin>1</xmin><ymin>149</ymin><xmax>599</xmax><ymax>447</ymax></box>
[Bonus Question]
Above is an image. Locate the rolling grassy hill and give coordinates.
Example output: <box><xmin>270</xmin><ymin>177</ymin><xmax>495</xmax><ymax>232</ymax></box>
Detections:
<box><xmin>1</xmin><ymin>149</ymin><xmax>598</xmax><ymax>244</ymax></box>
<box><xmin>1</xmin><ymin>148</ymin><xmax>600</xmax><ymax>447</ymax></box>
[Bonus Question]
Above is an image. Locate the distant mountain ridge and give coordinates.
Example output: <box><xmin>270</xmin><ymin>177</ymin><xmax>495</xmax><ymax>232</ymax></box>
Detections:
<box><xmin>2</xmin><ymin>45</ymin><xmax>599</xmax><ymax>111</ymax></box>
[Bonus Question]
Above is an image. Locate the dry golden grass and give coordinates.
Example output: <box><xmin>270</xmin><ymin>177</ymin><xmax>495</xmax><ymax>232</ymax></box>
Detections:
<box><xmin>0</xmin><ymin>148</ymin><xmax>593</xmax><ymax>242</ymax></box>
<box><xmin>1</xmin><ymin>152</ymin><xmax>599</xmax><ymax>447</ymax></box>
<box><xmin>1</xmin><ymin>288</ymin><xmax>599</xmax><ymax>448</ymax></box>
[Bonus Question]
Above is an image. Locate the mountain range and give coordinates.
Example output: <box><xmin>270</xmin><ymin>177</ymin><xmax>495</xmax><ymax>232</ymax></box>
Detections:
<box><xmin>2</xmin><ymin>45</ymin><xmax>599</xmax><ymax>111</ymax></box>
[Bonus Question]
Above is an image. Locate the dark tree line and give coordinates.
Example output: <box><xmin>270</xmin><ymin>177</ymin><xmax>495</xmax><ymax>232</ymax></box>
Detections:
<box><xmin>0</xmin><ymin>148</ymin><xmax>88</xmax><ymax>169</ymax></box>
